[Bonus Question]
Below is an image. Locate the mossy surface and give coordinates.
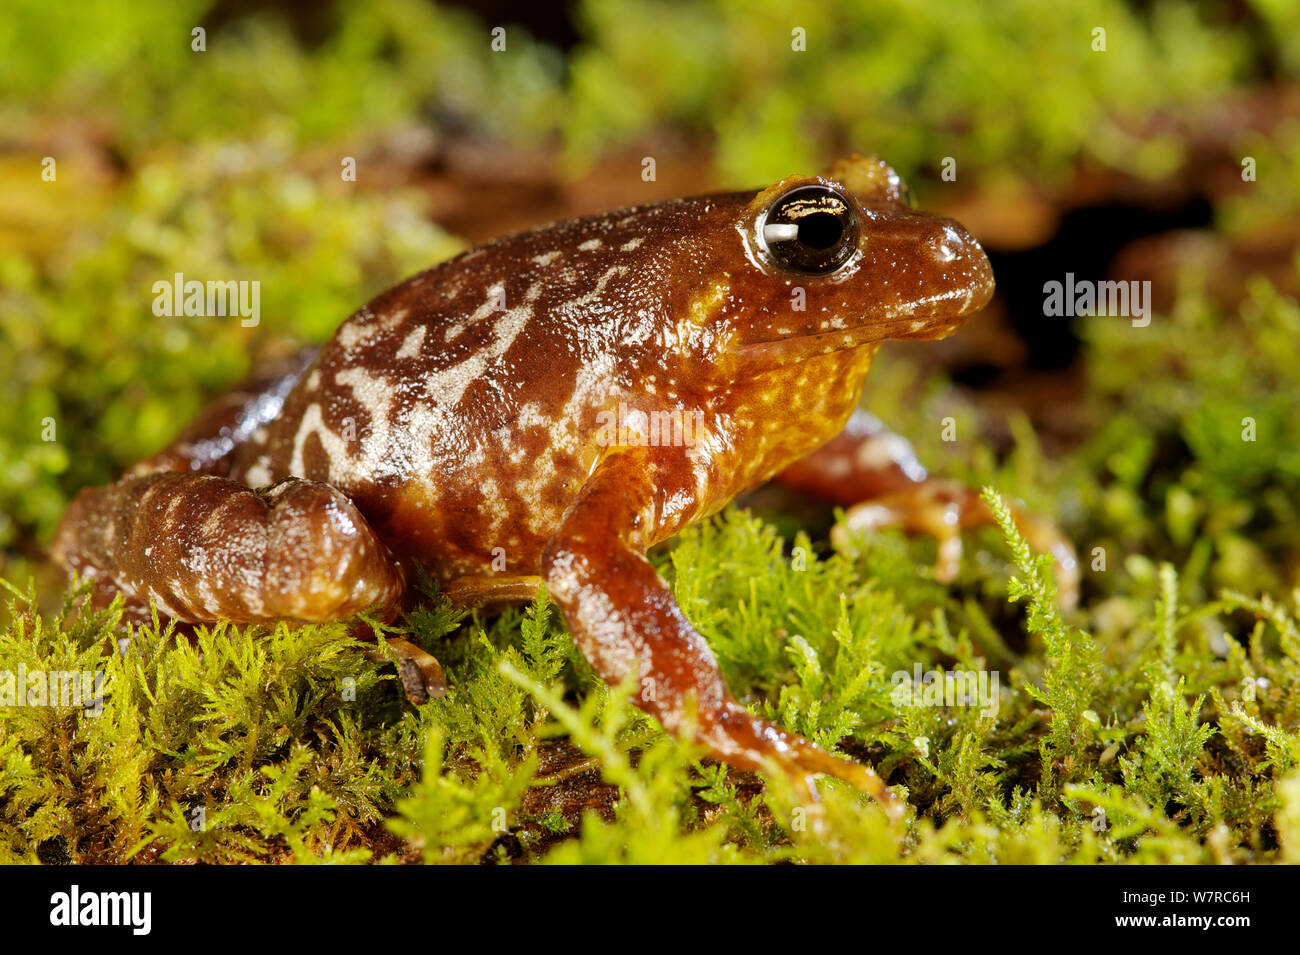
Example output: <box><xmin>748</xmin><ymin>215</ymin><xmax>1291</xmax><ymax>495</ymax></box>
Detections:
<box><xmin>4</xmin><ymin>466</ymin><xmax>1300</xmax><ymax>863</ymax></box>
<box><xmin>2</xmin><ymin>0</ymin><xmax>1299</xmax><ymax>863</ymax></box>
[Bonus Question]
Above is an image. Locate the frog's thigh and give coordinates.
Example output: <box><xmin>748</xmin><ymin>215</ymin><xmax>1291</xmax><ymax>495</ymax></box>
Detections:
<box><xmin>778</xmin><ymin>409</ymin><xmax>1078</xmax><ymax>608</ymax></box>
<box><xmin>442</xmin><ymin>574</ymin><xmax>544</xmax><ymax>609</ymax></box>
<box><xmin>542</xmin><ymin>451</ymin><xmax>900</xmax><ymax>817</ymax></box>
<box><xmin>52</xmin><ymin>473</ymin><xmax>404</xmax><ymax>623</ymax></box>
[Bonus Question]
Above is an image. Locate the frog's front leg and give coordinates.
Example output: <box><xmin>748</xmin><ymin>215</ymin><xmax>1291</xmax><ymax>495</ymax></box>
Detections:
<box><xmin>777</xmin><ymin>410</ymin><xmax>1079</xmax><ymax>609</ymax></box>
<box><xmin>542</xmin><ymin>450</ymin><xmax>902</xmax><ymax>817</ymax></box>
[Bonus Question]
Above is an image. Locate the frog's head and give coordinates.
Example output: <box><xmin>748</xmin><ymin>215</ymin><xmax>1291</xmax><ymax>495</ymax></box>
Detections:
<box><xmin>711</xmin><ymin>155</ymin><xmax>994</xmax><ymax>366</ymax></box>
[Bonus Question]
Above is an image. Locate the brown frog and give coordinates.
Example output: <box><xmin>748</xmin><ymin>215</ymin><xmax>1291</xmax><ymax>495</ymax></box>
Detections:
<box><xmin>53</xmin><ymin>156</ymin><xmax>1076</xmax><ymax>817</ymax></box>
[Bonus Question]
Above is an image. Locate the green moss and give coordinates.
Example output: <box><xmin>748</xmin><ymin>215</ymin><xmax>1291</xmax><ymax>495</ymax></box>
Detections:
<box><xmin>7</xmin><ymin>274</ymin><xmax>1300</xmax><ymax>863</ymax></box>
<box><xmin>4</xmin><ymin>0</ymin><xmax>1300</xmax><ymax>864</ymax></box>
<box><xmin>564</xmin><ymin>0</ymin><xmax>1275</xmax><ymax>189</ymax></box>
<box><xmin>4</xmin><ymin>443</ymin><xmax>1299</xmax><ymax>863</ymax></box>
<box><xmin>0</xmin><ymin>0</ymin><xmax>565</xmax><ymax>153</ymax></box>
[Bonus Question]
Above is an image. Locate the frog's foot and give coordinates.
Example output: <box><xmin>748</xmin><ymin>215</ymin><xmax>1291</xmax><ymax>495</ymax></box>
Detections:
<box><xmin>52</xmin><ymin>473</ymin><xmax>406</xmax><ymax>623</ymax></box>
<box><xmin>544</xmin><ymin>451</ymin><xmax>904</xmax><ymax>822</ymax></box>
<box><xmin>701</xmin><ymin>700</ymin><xmax>904</xmax><ymax>821</ymax></box>
<box><xmin>443</xmin><ymin>574</ymin><xmax>545</xmax><ymax>609</ymax></box>
<box><xmin>778</xmin><ymin>410</ymin><xmax>1079</xmax><ymax>610</ymax></box>
<box><xmin>830</xmin><ymin>479</ymin><xmax>1079</xmax><ymax>610</ymax></box>
<box><xmin>380</xmin><ymin>636</ymin><xmax>447</xmax><ymax>704</ymax></box>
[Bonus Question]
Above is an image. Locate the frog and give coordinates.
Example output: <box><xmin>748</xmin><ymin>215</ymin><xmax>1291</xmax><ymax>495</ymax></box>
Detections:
<box><xmin>53</xmin><ymin>155</ymin><xmax>1076</xmax><ymax>818</ymax></box>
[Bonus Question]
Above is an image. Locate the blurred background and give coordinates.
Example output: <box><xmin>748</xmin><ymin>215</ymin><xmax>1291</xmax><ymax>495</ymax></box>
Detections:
<box><xmin>2</xmin><ymin>0</ymin><xmax>1299</xmax><ymax>615</ymax></box>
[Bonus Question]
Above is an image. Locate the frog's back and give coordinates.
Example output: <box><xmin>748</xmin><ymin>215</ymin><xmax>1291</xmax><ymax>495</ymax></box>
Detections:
<box><xmin>229</xmin><ymin>195</ymin><xmax>745</xmax><ymax>574</ymax></box>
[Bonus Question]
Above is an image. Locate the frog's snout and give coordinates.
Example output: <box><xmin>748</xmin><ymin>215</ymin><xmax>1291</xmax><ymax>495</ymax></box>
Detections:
<box><xmin>927</xmin><ymin>219</ymin><xmax>995</xmax><ymax>315</ymax></box>
<box><xmin>873</xmin><ymin>214</ymin><xmax>995</xmax><ymax>341</ymax></box>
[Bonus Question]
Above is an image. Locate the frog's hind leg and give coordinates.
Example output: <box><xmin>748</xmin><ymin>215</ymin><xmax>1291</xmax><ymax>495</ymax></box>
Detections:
<box><xmin>52</xmin><ymin>472</ymin><xmax>405</xmax><ymax>624</ymax></box>
<box><xmin>776</xmin><ymin>409</ymin><xmax>1079</xmax><ymax>609</ymax></box>
<box><xmin>51</xmin><ymin>348</ymin><xmax>315</xmax><ymax>625</ymax></box>
<box><xmin>54</xmin><ymin>473</ymin><xmax>444</xmax><ymax>702</ymax></box>
<box><xmin>53</xmin><ymin>348</ymin><xmax>446</xmax><ymax>701</ymax></box>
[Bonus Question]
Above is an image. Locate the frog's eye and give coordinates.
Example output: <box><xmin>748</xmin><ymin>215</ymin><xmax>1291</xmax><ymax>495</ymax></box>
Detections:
<box><xmin>760</xmin><ymin>185</ymin><xmax>858</xmax><ymax>275</ymax></box>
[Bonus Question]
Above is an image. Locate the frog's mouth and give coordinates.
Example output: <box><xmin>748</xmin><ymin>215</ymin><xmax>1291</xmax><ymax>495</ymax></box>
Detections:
<box><xmin>735</xmin><ymin>277</ymin><xmax>994</xmax><ymax>368</ymax></box>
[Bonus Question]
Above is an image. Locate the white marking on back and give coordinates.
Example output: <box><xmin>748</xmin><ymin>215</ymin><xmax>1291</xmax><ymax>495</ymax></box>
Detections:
<box><xmin>396</xmin><ymin>325</ymin><xmax>427</xmax><ymax>360</ymax></box>
<box><xmin>290</xmin><ymin>403</ymin><xmax>353</xmax><ymax>480</ymax></box>
<box><xmin>337</xmin><ymin>309</ymin><xmax>407</xmax><ymax>351</ymax></box>
<box><xmin>302</xmin><ymin>284</ymin><xmax>540</xmax><ymax>486</ymax></box>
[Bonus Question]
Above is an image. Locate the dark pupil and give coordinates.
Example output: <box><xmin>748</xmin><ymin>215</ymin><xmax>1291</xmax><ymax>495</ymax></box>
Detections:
<box><xmin>765</xmin><ymin>186</ymin><xmax>856</xmax><ymax>274</ymax></box>
<box><xmin>798</xmin><ymin>211</ymin><xmax>842</xmax><ymax>249</ymax></box>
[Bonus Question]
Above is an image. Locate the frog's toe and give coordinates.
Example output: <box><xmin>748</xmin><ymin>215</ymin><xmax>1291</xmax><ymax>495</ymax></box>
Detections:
<box><xmin>385</xmin><ymin>636</ymin><xmax>447</xmax><ymax>704</ymax></box>
<box><xmin>832</xmin><ymin>480</ymin><xmax>1079</xmax><ymax>611</ymax></box>
<box><xmin>1013</xmin><ymin>513</ymin><xmax>1080</xmax><ymax>612</ymax></box>
<box><xmin>701</xmin><ymin>700</ymin><xmax>906</xmax><ymax>824</ymax></box>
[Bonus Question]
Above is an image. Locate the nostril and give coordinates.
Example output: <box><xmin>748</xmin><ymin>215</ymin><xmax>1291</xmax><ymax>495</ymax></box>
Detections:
<box><xmin>931</xmin><ymin>224</ymin><xmax>970</xmax><ymax>264</ymax></box>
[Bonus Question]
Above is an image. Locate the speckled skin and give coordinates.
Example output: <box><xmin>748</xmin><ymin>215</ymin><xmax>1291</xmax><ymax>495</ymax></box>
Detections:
<box><xmin>53</xmin><ymin>156</ymin><xmax>1004</xmax><ymax>810</ymax></box>
<box><xmin>225</xmin><ymin>162</ymin><xmax>981</xmax><ymax>576</ymax></box>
